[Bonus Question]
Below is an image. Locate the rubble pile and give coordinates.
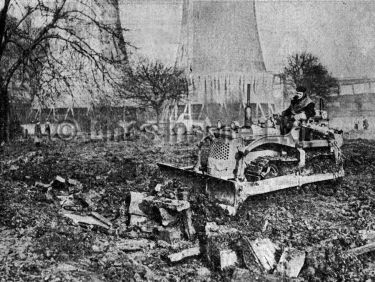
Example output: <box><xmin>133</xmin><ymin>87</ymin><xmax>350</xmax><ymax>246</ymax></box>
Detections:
<box><xmin>1</xmin><ymin>138</ymin><xmax>375</xmax><ymax>281</ymax></box>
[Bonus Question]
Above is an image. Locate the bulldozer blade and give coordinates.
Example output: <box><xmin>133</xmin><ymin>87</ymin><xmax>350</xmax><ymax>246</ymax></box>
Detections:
<box><xmin>158</xmin><ymin>162</ymin><xmax>238</xmax><ymax>206</ymax></box>
<box><xmin>158</xmin><ymin>163</ymin><xmax>345</xmax><ymax>215</ymax></box>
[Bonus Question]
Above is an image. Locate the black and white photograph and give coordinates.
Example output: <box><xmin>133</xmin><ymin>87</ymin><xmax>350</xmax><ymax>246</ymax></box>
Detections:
<box><xmin>1</xmin><ymin>0</ymin><xmax>375</xmax><ymax>280</ymax></box>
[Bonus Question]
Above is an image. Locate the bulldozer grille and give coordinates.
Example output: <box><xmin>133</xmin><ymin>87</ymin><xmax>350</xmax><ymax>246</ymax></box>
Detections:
<box><xmin>209</xmin><ymin>140</ymin><xmax>230</xmax><ymax>160</ymax></box>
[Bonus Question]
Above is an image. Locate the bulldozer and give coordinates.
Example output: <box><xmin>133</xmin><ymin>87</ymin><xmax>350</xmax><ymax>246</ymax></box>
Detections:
<box><xmin>158</xmin><ymin>85</ymin><xmax>344</xmax><ymax>215</ymax></box>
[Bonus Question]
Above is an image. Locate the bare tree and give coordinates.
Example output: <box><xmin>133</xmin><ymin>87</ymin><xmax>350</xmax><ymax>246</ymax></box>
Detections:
<box><xmin>122</xmin><ymin>59</ymin><xmax>188</xmax><ymax>127</ymax></box>
<box><xmin>0</xmin><ymin>0</ymin><xmax>129</xmax><ymax>142</ymax></box>
<box><xmin>283</xmin><ymin>52</ymin><xmax>338</xmax><ymax>98</ymax></box>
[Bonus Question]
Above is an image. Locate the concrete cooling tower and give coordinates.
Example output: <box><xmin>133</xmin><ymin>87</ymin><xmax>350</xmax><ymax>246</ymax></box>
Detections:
<box><xmin>176</xmin><ymin>0</ymin><xmax>283</xmax><ymax>123</ymax></box>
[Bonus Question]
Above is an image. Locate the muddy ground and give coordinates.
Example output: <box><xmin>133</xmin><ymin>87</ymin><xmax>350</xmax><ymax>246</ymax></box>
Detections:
<box><xmin>1</xmin><ymin>138</ymin><xmax>375</xmax><ymax>281</ymax></box>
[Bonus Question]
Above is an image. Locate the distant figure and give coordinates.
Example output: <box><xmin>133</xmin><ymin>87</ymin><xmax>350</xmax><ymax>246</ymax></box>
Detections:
<box><xmin>354</xmin><ymin>119</ymin><xmax>359</xmax><ymax>130</ymax></box>
<box><xmin>363</xmin><ymin>117</ymin><xmax>369</xmax><ymax>130</ymax></box>
<box><xmin>45</xmin><ymin>120</ymin><xmax>51</xmax><ymax>140</ymax></box>
<box><xmin>34</xmin><ymin>121</ymin><xmax>42</xmax><ymax>146</ymax></box>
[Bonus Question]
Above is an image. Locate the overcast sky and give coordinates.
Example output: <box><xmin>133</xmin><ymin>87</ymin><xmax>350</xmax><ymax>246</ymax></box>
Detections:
<box><xmin>120</xmin><ymin>0</ymin><xmax>375</xmax><ymax>79</ymax></box>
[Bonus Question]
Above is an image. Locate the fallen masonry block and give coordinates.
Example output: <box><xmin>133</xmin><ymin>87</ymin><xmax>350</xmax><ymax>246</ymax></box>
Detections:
<box><xmin>9</xmin><ymin>165</ymin><xmax>19</xmax><ymax>171</ymax></box>
<box><xmin>154</xmin><ymin>184</ymin><xmax>162</xmax><ymax>193</ymax></box>
<box><xmin>275</xmin><ymin>248</ymin><xmax>305</xmax><ymax>278</ymax></box>
<box><xmin>129</xmin><ymin>215</ymin><xmax>149</xmax><ymax>226</ymax></box>
<box><xmin>205</xmin><ymin>222</ymin><xmax>239</xmax><ymax>237</ymax></box>
<box><xmin>220</xmin><ymin>249</ymin><xmax>238</xmax><ymax>270</ymax></box>
<box><xmin>116</xmin><ymin>239</ymin><xmax>155</xmax><ymax>252</ymax></box>
<box><xmin>205</xmin><ymin>225</ymin><xmax>241</xmax><ymax>269</ymax></box>
<box><xmin>159</xmin><ymin>208</ymin><xmax>178</xmax><ymax>227</ymax></box>
<box><xmin>35</xmin><ymin>181</ymin><xmax>52</xmax><ymax>189</ymax></box>
<box><xmin>143</xmin><ymin>197</ymin><xmax>190</xmax><ymax>212</ymax></box>
<box><xmin>231</xmin><ymin>268</ymin><xmax>252</xmax><ymax>282</ymax></box>
<box><xmin>90</xmin><ymin>212</ymin><xmax>112</xmax><ymax>228</ymax></box>
<box><xmin>158</xmin><ymin>227</ymin><xmax>181</xmax><ymax>244</ymax></box>
<box><xmin>55</xmin><ymin>176</ymin><xmax>66</xmax><ymax>183</ymax></box>
<box><xmin>183</xmin><ymin>208</ymin><xmax>196</xmax><ymax>240</ymax></box>
<box><xmin>359</xmin><ymin>230</ymin><xmax>375</xmax><ymax>243</ymax></box>
<box><xmin>63</xmin><ymin>212</ymin><xmax>110</xmax><ymax>229</ymax></box>
<box><xmin>128</xmin><ymin>192</ymin><xmax>150</xmax><ymax>217</ymax></box>
<box><xmin>168</xmin><ymin>246</ymin><xmax>201</xmax><ymax>262</ymax></box>
<box><xmin>242</xmin><ymin>238</ymin><xmax>279</xmax><ymax>272</ymax></box>
<box><xmin>347</xmin><ymin>242</ymin><xmax>375</xmax><ymax>256</ymax></box>
<box><xmin>67</xmin><ymin>178</ymin><xmax>80</xmax><ymax>186</ymax></box>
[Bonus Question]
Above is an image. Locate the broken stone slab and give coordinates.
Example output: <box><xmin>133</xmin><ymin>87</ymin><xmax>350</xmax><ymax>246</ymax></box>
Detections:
<box><xmin>168</xmin><ymin>246</ymin><xmax>201</xmax><ymax>262</ymax></box>
<box><xmin>128</xmin><ymin>192</ymin><xmax>149</xmax><ymax>217</ymax></box>
<box><xmin>275</xmin><ymin>248</ymin><xmax>305</xmax><ymax>278</ymax></box>
<box><xmin>359</xmin><ymin>230</ymin><xmax>375</xmax><ymax>243</ymax></box>
<box><xmin>9</xmin><ymin>165</ymin><xmax>19</xmax><ymax>171</ymax></box>
<box><xmin>55</xmin><ymin>176</ymin><xmax>66</xmax><ymax>184</ymax></box>
<box><xmin>90</xmin><ymin>212</ymin><xmax>112</xmax><ymax>228</ymax></box>
<box><xmin>196</xmin><ymin>267</ymin><xmax>211</xmax><ymax>278</ymax></box>
<box><xmin>205</xmin><ymin>222</ymin><xmax>239</xmax><ymax>238</ymax></box>
<box><xmin>35</xmin><ymin>181</ymin><xmax>53</xmax><ymax>191</ymax></box>
<box><xmin>129</xmin><ymin>215</ymin><xmax>149</xmax><ymax>226</ymax></box>
<box><xmin>231</xmin><ymin>268</ymin><xmax>252</xmax><ymax>282</ymax></box>
<box><xmin>347</xmin><ymin>242</ymin><xmax>375</xmax><ymax>256</ymax></box>
<box><xmin>77</xmin><ymin>190</ymin><xmax>101</xmax><ymax>209</ymax></box>
<box><xmin>159</xmin><ymin>208</ymin><xmax>178</xmax><ymax>227</ymax></box>
<box><xmin>158</xmin><ymin>227</ymin><xmax>181</xmax><ymax>244</ymax></box>
<box><xmin>242</xmin><ymin>238</ymin><xmax>279</xmax><ymax>272</ymax></box>
<box><xmin>67</xmin><ymin>178</ymin><xmax>80</xmax><ymax>186</ymax></box>
<box><xmin>220</xmin><ymin>249</ymin><xmax>238</xmax><ymax>270</ymax></box>
<box><xmin>63</xmin><ymin>212</ymin><xmax>110</xmax><ymax>229</ymax></box>
<box><xmin>154</xmin><ymin>184</ymin><xmax>162</xmax><ymax>193</ymax></box>
<box><xmin>143</xmin><ymin>197</ymin><xmax>190</xmax><ymax>212</ymax></box>
<box><xmin>116</xmin><ymin>239</ymin><xmax>156</xmax><ymax>252</ymax></box>
<box><xmin>183</xmin><ymin>208</ymin><xmax>196</xmax><ymax>240</ymax></box>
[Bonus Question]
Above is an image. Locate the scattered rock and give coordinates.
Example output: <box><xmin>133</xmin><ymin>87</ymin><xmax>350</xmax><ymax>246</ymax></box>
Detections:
<box><xmin>219</xmin><ymin>249</ymin><xmax>238</xmax><ymax>270</ymax></box>
<box><xmin>116</xmin><ymin>239</ymin><xmax>155</xmax><ymax>252</ymax></box>
<box><xmin>168</xmin><ymin>246</ymin><xmax>201</xmax><ymax>262</ymax></box>
<box><xmin>275</xmin><ymin>247</ymin><xmax>305</xmax><ymax>278</ymax></box>
<box><xmin>158</xmin><ymin>227</ymin><xmax>181</xmax><ymax>244</ymax></box>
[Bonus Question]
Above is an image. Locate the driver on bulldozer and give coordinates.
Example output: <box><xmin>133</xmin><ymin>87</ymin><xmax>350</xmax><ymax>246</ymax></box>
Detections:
<box><xmin>280</xmin><ymin>86</ymin><xmax>316</xmax><ymax>135</ymax></box>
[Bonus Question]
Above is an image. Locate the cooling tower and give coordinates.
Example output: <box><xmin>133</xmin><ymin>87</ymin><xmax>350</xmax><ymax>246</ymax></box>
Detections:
<box><xmin>177</xmin><ymin>0</ymin><xmax>282</xmax><ymax>123</ymax></box>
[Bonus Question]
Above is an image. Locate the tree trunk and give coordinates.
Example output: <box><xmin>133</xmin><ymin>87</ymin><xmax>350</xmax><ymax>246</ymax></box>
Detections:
<box><xmin>0</xmin><ymin>87</ymin><xmax>10</xmax><ymax>143</ymax></box>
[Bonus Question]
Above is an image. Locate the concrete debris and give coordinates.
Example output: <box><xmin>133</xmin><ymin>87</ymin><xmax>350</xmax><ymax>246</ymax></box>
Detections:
<box><xmin>219</xmin><ymin>249</ymin><xmax>238</xmax><ymax>270</ymax></box>
<box><xmin>347</xmin><ymin>242</ymin><xmax>375</xmax><ymax>256</ymax></box>
<box><xmin>359</xmin><ymin>230</ymin><xmax>375</xmax><ymax>243</ymax></box>
<box><xmin>129</xmin><ymin>215</ymin><xmax>149</xmax><ymax>226</ymax></box>
<box><xmin>183</xmin><ymin>208</ymin><xmax>196</xmax><ymax>240</ymax></box>
<box><xmin>63</xmin><ymin>212</ymin><xmax>110</xmax><ymax>230</ymax></box>
<box><xmin>154</xmin><ymin>184</ymin><xmax>162</xmax><ymax>193</ymax></box>
<box><xmin>144</xmin><ymin>197</ymin><xmax>190</xmax><ymax>212</ymax></box>
<box><xmin>248</xmin><ymin>238</ymin><xmax>279</xmax><ymax>272</ymax></box>
<box><xmin>218</xmin><ymin>204</ymin><xmax>237</xmax><ymax>216</ymax></box>
<box><xmin>55</xmin><ymin>176</ymin><xmax>66</xmax><ymax>184</ymax></box>
<box><xmin>35</xmin><ymin>181</ymin><xmax>52</xmax><ymax>189</ymax></box>
<box><xmin>159</xmin><ymin>208</ymin><xmax>178</xmax><ymax>227</ymax></box>
<box><xmin>231</xmin><ymin>268</ymin><xmax>252</xmax><ymax>282</ymax></box>
<box><xmin>9</xmin><ymin>165</ymin><xmax>19</xmax><ymax>171</ymax></box>
<box><xmin>205</xmin><ymin>222</ymin><xmax>239</xmax><ymax>238</ymax></box>
<box><xmin>116</xmin><ymin>239</ymin><xmax>155</xmax><ymax>252</ymax></box>
<box><xmin>128</xmin><ymin>192</ymin><xmax>150</xmax><ymax>226</ymax></box>
<box><xmin>196</xmin><ymin>267</ymin><xmax>211</xmax><ymax>278</ymax></box>
<box><xmin>67</xmin><ymin>178</ymin><xmax>80</xmax><ymax>186</ymax></box>
<box><xmin>78</xmin><ymin>190</ymin><xmax>101</xmax><ymax>209</ymax></box>
<box><xmin>168</xmin><ymin>246</ymin><xmax>201</xmax><ymax>262</ymax></box>
<box><xmin>90</xmin><ymin>212</ymin><xmax>112</xmax><ymax>228</ymax></box>
<box><xmin>275</xmin><ymin>248</ymin><xmax>305</xmax><ymax>278</ymax></box>
<box><xmin>128</xmin><ymin>192</ymin><xmax>149</xmax><ymax>217</ymax></box>
<box><xmin>158</xmin><ymin>227</ymin><xmax>181</xmax><ymax>244</ymax></box>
